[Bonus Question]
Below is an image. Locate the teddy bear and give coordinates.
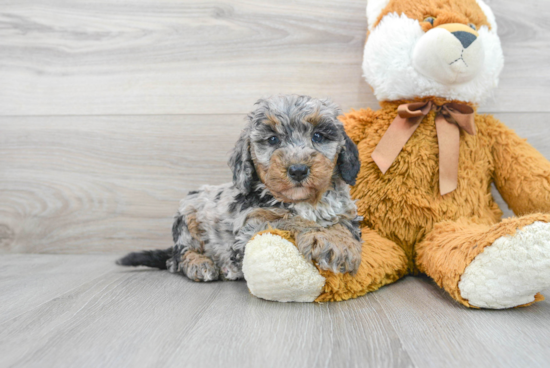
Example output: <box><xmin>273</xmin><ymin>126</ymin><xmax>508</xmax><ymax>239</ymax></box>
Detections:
<box><xmin>242</xmin><ymin>0</ymin><xmax>550</xmax><ymax>309</ymax></box>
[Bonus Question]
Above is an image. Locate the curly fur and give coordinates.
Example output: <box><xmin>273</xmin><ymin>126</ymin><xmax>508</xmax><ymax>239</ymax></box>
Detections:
<box><xmin>117</xmin><ymin>95</ymin><xmax>362</xmax><ymax>281</ymax></box>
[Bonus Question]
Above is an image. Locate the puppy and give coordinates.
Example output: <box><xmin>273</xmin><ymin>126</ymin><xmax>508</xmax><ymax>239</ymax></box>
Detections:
<box><xmin>117</xmin><ymin>95</ymin><xmax>362</xmax><ymax>281</ymax></box>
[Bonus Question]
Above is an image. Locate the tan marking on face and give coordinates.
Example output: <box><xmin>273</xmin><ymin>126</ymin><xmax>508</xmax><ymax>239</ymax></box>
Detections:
<box><xmin>263</xmin><ymin>150</ymin><xmax>336</xmax><ymax>204</ymax></box>
<box><xmin>251</xmin><ymin>148</ymin><xmax>268</xmax><ymax>183</ymax></box>
<box><xmin>262</xmin><ymin>150</ymin><xmax>296</xmax><ymax>202</ymax></box>
<box><xmin>263</xmin><ymin>112</ymin><xmax>282</xmax><ymax>127</ymax></box>
<box><xmin>299</xmin><ymin>153</ymin><xmax>337</xmax><ymax>204</ymax></box>
<box><xmin>373</xmin><ymin>0</ymin><xmax>490</xmax><ymax>31</ymax></box>
<box><xmin>304</xmin><ymin>112</ymin><xmax>322</xmax><ymax>126</ymax></box>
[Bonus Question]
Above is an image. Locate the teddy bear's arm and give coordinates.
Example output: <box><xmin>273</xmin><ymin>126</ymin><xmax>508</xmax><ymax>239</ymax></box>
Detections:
<box><xmin>486</xmin><ymin>115</ymin><xmax>550</xmax><ymax>215</ymax></box>
<box><xmin>339</xmin><ymin>108</ymin><xmax>376</xmax><ymax>145</ymax></box>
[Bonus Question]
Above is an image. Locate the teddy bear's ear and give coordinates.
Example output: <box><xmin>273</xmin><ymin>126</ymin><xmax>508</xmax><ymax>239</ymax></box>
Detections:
<box><xmin>366</xmin><ymin>0</ymin><xmax>391</xmax><ymax>31</ymax></box>
<box><xmin>337</xmin><ymin>129</ymin><xmax>361</xmax><ymax>186</ymax></box>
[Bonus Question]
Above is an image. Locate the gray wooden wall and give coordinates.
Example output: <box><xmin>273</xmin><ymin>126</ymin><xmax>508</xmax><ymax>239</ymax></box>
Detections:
<box><xmin>1</xmin><ymin>0</ymin><xmax>549</xmax><ymax>254</ymax></box>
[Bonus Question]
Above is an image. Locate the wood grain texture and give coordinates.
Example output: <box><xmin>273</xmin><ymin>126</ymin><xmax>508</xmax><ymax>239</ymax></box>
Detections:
<box><xmin>0</xmin><ymin>0</ymin><xmax>549</xmax><ymax>115</ymax></box>
<box><xmin>1</xmin><ymin>112</ymin><xmax>549</xmax><ymax>253</ymax></box>
<box><xmin>0</xmin><ymin>115</ymin><xmax>244</xmax><ymax>253</ymax></box>
<box><xmin>1</xmin><ymin>254</ymin><xmax>549</xmax><ymax>368</ymax></box>
<box><xmin>0</xmin><ymin>0</ymin><xmax>373</xmax><ymax>116</ymax></box>
<box><xmin>374</xmin><ymin>277</ymin><xmax>550</xmax><ymax>368</ymax></box>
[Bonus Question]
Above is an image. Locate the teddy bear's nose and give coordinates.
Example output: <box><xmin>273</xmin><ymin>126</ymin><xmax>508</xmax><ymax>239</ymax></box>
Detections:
<box><xmin>452</xmin><ymin>31</ymin><xmax>477</xmax><ymax>49</ymax></box>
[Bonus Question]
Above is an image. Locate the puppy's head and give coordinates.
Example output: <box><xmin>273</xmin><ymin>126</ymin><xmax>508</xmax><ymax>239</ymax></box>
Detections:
<box><xmin>228</xmin><ymin>95</ymin><xmax>360</xmax><ymax>203</ymax></box>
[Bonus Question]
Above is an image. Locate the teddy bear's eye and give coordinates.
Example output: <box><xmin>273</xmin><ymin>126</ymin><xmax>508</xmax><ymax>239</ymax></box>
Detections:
<box><xmin>424</xmin><ymin>16</ymin><xmax>435</xmax><ymax>25</ymax></box>
<box><xmin>469</xmin><ymin>23</ymin><xmax>477</xmax><ymax>31</ymax></box>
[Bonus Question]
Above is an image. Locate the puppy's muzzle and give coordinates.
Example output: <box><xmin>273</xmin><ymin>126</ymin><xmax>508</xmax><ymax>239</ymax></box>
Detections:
<box><xmin>288</xmin><ymin>164</ymin><xmax>310</xmax><ymax>182</ymax></box>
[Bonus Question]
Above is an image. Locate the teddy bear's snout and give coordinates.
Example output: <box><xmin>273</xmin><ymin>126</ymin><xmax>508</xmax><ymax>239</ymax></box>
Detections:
<box><xmin>437</xmin><ymin>23</ymin><xmax>479</xmax><ymax>49</ymax></box>
<box><xmin>412</xmin><ymin>22</ymin><xmax>484</xmax><ymax>85</ymax></box>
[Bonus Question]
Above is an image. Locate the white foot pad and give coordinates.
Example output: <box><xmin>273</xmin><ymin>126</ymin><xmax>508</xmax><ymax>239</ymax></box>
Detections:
<box><xmin>459</xmin><ymin>221</ymin><xmax>550</xmax><ymax>309</ymax></box>
<box><xmin>242</xmin><ymin>233</ymin><xmax>325</xmax><ymax>302</ymax></box>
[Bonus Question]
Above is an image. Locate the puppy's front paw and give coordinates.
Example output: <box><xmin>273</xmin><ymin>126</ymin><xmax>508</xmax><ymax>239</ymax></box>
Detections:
<box><xmin>220</xmin><ymin>264</ymin><xmax>244</xmax><ymax>281</ymax></box>
<box><xmin>181</xmin><ymin>252</ymin><xmax>220</xmax><ymax>282</ymax></box>
<box><xmin>297</xmin><ymin>226</ymin><xmax>362</xmax><ymax>274</ymax></box>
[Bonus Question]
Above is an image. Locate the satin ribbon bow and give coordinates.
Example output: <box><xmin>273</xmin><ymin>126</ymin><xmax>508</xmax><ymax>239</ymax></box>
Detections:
<box><xmin>371</xmin><ymin>101</ymin><xmax>476</xmax><ymax>195</ymax></box>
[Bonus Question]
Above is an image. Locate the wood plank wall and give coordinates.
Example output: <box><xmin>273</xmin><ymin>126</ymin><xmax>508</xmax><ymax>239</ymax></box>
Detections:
<box><xmin>1</xmin><ymin>0</ymin><xmax>549</xmax><ymax>253</ymax></box>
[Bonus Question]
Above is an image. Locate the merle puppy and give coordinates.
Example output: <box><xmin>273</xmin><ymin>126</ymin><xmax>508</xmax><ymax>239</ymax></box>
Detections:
<box><xmin>117</xmin><ymin>95</ymin><xmax>362</xmax><ymax>281</ymax></box>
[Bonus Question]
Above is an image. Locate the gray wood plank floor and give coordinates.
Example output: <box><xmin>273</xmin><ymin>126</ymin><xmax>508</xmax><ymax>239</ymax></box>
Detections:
<box><xmin>1</xmin><ymin>254</ymin><xmax>549</xmax><ymax>368</ymax></box>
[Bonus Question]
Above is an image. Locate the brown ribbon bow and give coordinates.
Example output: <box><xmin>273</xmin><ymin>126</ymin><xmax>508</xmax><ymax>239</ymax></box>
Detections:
<box><xmin>371</xmin><ymin>101</ymin><xmax>476</xmax><ymax>195</ymax></box>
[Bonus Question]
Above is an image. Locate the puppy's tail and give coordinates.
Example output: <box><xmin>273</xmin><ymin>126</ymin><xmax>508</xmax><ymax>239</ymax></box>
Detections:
<box><xmin>116</xmin><ymin>247</ymin><xmax>173</xmax><ymax>270</ymax></box>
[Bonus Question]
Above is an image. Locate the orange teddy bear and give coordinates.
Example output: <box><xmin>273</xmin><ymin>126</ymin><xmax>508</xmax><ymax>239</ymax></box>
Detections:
<box><xmin>243</xmin><ymin>0</ymin><xmax>550</xmax><ymax>309</ymax></box>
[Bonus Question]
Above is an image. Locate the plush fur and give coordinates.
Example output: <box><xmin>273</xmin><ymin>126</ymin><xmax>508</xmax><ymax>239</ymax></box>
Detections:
<box><xmin>117</xmin><ymin>95</ymin><xmax>363</xmax><ymax>282</ymax></box>
<box><xmin>334</xmin><ymin>0</ymin><xmax>550</xmax><ymax>308</ymax></box>
<box><xmin>458</xmin><ymin>221</ymin><xmax>550</xmax><ymax>309</ymax></box>
<box><xmin>243</xmin><ymin>230</ymin><xmax>326</xmax><ymax>302</ymax></box>
<box><xmin>243</xmin><ymin>0</ymin><xmax>550</xmax><ymax>308</ymax></box>
<box><xmin>363</xmin><ymin>0</ymin><xmax>503</xmax><ymax>103</ymax></box>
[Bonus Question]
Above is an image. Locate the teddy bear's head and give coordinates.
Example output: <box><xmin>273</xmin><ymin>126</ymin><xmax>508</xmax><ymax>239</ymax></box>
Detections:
<box><xmin>363</xmin><ymin>0</ymin><xmax>503</xmax><ymax>104</ymax></box>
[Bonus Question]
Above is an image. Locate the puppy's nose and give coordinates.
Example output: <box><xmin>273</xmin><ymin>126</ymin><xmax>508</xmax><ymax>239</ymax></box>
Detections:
<box><xmin>452</xmin><ymin>31</ymin><xmax>477</xmax><ymax>49</ymax></box>
<box><xmin>288</xmin><ymin>164</ymin><xmax>310</xmax><ymax>182</ymax></box>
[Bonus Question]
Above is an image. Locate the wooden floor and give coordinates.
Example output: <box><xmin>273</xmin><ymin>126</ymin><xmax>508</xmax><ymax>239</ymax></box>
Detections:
<box><xmin>0</xmin><ymin>254</ymin><xmax>549</xmax><ymax>368</ymax></box>
<box><xmin>2</xmin><ymin>0</ymin><xmax>550</xmax><ymax>367</ymax></box>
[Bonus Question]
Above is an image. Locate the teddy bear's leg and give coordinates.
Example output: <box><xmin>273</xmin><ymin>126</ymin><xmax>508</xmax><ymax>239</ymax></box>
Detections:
<box><xmin>416</xmin><ymin>214</ymin><xmax>550</xmax><ymax>309</ymax></box>
<box><xmin>243</xmin><ymin>227</ymin><xmax>408</xmax><ymax>302</ymax></box>
<box><xmin>243</xmin><ymin>229</ymin><xmax>327</xmax><ymax>302</ymax></box>
<box><xmin>315</xmin><ymin>227</ymin><xmax>408</xmax><ymax>302</ymax></box>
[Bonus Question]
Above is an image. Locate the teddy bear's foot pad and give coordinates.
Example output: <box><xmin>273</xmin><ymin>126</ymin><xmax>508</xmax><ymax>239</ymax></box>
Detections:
<box><xmin>459</xmin><ymin>221</ymin><xmax>550</xmax><ymax>309</ymax></box>
<box><xmin>242</xmin><ymin>233</ymin><xmax>325</xmax><ymax>302</ymax></box>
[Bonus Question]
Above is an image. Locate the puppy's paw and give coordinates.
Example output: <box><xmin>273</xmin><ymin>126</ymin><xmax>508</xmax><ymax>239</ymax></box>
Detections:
<box><xmin>181</xmin><ymin>252</ymin><xmax>220</xmax><ymax>282</ymax></box>
<box><xmin>220</xmin><ymin>264</ymin><xmax>244</xmax><ymax>281</ymax></box>
<box><xmin>221</xmin><ymin>248</ymin><xmax>244</xmax><ymax>281</ymax></box>
<box><xmin>297</xmin><ymin>227</ymin><xmax>362</xmax><ymax>274</ymax></box>
<box><xmin>229</xmin><ymin>247</ymin><xmax>244</xmax><ymax>267</ymax></box>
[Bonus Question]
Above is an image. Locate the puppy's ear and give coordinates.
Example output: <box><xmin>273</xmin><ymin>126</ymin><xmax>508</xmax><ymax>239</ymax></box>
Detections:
<box><xmin>337</xmin><ymin>129</ymin><xmax>361</xmax><ymax>186</ymax></box>
<box><xmin>228</xmin><ymin>126</ymin><xmax>256</xmax><ymax>194</ymax></box>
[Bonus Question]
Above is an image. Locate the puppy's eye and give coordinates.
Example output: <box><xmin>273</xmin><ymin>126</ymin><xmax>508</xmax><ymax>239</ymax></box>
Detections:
<box><xmin>312</xmin><ymin>132</ymin><xmax>325</xmax><ymax>143</ymax></box>
<box><xmin>267</xmin><ymin>136</ymin><xmax>280</xmax><ymax>146</ymax></box>
<box><xmin>424</xmin><ymin>16</ymin><xmax>435</xmax><ymax>25</ymax></box>
<box><xmin>469</xmin><ymin>23</ymin><xmax>477</xmax><ymax>31</ymax></box>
